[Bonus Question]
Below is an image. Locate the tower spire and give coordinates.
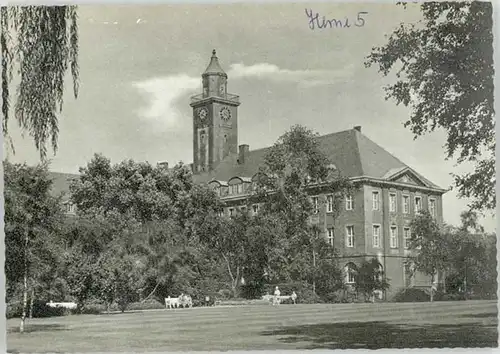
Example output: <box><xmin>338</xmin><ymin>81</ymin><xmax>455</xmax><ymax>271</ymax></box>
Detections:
<box><xmin>203</xmin><ymin>49</ymin><xmax>227</xmax><ymax>77</ymax></box>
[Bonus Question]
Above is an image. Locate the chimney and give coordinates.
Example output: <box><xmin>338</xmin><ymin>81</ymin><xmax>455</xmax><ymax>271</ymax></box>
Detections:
<box><xmin>157</xmin><ymin>161</ymin><xmax>169</xmax><ymax>169</ymax></box>
<box><xmin>354</xmin><ymin>125</ymin><xmax>362</xmax><ymax>133</ymax></box>
<box><xmin>238</xmin><ymin>144</ymin><xmax>249</xmax><ymax>164</ymax></box>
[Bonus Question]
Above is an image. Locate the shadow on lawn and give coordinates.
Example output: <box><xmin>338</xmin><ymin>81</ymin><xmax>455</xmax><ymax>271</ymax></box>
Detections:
<box><xmin>261</xmin><ymin>320</ymin><xmax>498</xmax><ymax>349</ymax></box>
<box><xmin>460</xmin><ymin>312</ymin><xmax>498</xmax><ymax>319</ymax></box>
<box><xmin>8</xmin><ymin>323</ymin><xmax>69</xmax><ymax>334</ymax></box>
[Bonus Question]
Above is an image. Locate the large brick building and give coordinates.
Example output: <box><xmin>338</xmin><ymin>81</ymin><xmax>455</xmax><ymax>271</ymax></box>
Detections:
<box><xmin>189</xmin><ymin>50</ymin><xmax>448</xmax><ymax>299</ymax></box>
<box><xmin>50</xmin><ymin>50</ymin><xmax>448</xmax><ymax>299</ymax></box>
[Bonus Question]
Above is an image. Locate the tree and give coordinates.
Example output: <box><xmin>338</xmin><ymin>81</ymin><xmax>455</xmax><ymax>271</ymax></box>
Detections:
<box><xmin>1</xmin><ymin>6</ymin><xmax>79</xmax><ymax>160</ymax></box>
<box><xmin>409</xmin><ymin>210</ymin><xmax>496</xmax><ymax>301</ymax></box>
<box><xmin>407</xmin><ymin>211</ymin><xmax>452</xmax><ymax>302</ymax></box>
<box><xmin>70</xmin><ymin>154</ymin><xmax>195</xmax><ymax>223</ymax></box>
<box><xmin>366</xmin><ymin>2</ymin><xmax>495</xmax><ymax>211</ymax></box>
<box><xmin>4</xmin><ymin>161</ymin><xmax>64</xmax><ymax>332</ymax></box>
<box><xmin>250</xmin><ymin>125</ymin><xmax>357</xmax><ymax>296</ymax></box>
<box><xmin>68</xmin><ymin>154</ymin><xmax>218</xmax><ymax>305</ymax></box>
<box><xmin>198</xmin><ymin>212</ymin><xmax>246</xmax><ymax>297</ymax></box>
<box><xmin>446</xmin><ymin>211</ymin><xmax>497</xmax><ymax>298</ymax></box>
<box><xmin>355</xmin><ymin>258</ymin><xmax>390</xmax><ymax>302</ymax></box>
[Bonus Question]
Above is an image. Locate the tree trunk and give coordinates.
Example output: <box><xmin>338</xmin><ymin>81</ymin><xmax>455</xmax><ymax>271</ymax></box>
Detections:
<box><xmin>430</xmin><ymin>273</ymin><xmax>435</xmax><ymax>303</ymax></box>
<box><xmin>312</xmin><ymin>249</ymin><xmax>316</xmax><ymax>294</ymax></box>
<box><xmin>141</xmin><ymin>282</ymin><xmax>159</xmax><ymax>303</ymax></box>
<box><xmin>29</xmin><ymin>288</ymin><xmax>35</xmax><ymax>319</ymax></box>
<box><xmin>464</xmin><ymin>261</ymin><xmax>468</xmax><ymax>300</ymax></box>
<box><xmin>20</xmin><ymin>228</ymin><xmax>29</xmax><ymax>333</ymax></box>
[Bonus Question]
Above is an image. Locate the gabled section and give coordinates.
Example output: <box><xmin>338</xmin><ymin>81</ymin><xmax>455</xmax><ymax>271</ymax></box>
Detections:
<box><xmin>383</xmin><ymin>167</ymin><xmax>440</xmax><ymax>189</ymax></box>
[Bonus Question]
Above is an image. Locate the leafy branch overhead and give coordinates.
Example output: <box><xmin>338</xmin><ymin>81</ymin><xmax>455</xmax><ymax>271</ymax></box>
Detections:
<box><xmin>1</xmin><ymin>6</ymin><xmax>79</xmax><ymax>160</ymax></box>
<box><xmin>366</xmin><ymin>2</ymin><xmax>495</xmax><ymax>211</ymax></box>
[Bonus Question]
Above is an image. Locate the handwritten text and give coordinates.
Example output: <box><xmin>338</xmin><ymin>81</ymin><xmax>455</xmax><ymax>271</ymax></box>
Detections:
<box><xmin>305</xmin><ymin>9</ymin><xmax>368</xmax><ymax>30</ymax></box>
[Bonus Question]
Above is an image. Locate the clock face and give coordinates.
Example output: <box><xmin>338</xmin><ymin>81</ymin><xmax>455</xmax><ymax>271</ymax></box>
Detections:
<box><xmin>198</xmin><ymin>108</ymin><xmax>208</xmax><ymax>120</ymax></box>
<box><xmin>220</xmin><ymin>107</ymin><xmax>231</xmax><ymax>121</ymax></box>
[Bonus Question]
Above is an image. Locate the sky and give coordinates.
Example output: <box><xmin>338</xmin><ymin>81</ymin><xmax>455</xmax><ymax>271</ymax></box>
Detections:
<box><xmin>5</xmin><ymin>3</ymin><xmax>496</xmax><ymax>232</ymax></box>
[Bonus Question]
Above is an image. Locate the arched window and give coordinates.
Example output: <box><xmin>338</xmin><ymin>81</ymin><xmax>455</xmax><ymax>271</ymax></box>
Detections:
<box><xmin>374</xmin><ymin>264</ymin><xmax>384</xmax><ymax>282</ymax></box>
<box><xmin>344</xmin><ymin>263</ymin><xmax>357</xmax><ymax>284</ymax></box>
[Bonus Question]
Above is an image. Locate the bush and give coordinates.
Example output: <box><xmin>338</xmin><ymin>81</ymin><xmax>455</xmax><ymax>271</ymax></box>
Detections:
<box><xmin>6</xmin><ymin>301</ymin><xmax>23</xmax><ymax>319</ymax></box>
<box><xmin>240</xmin><ymin>283</ymin><xmax>265</xmax><ymax>299</ymax></box>
<box><xmin>263</xmin><ymin>282</ymin><xmax>305</xmax><ymax>296</ymax></box>
<box><xmin>392</xmin><ymin>288</ymin><xmax>430</xmax><ymax>302</ymax></box>
<box><xmin>218</xmin><ymin>289</ymin><xmax>233</xmax><ymax>300</ymax></box>
<box><xmin>127</xmin><ymin>299</ymin><xmax>165</xmax><ymax>311</ymax></box>
<box><xmin>435</xmin><ymin>293</ymin><xmax>466</xmax><ymax>301</ymax></box>
<box><xmin>299</xmin><ymin>288</ymin><xmax>324</xmax><ymax>304</ymax></box>
<box><xmin>6</xmin><ymin>300</ymin><xmax>76</xmax><ymax>319</ymax></box>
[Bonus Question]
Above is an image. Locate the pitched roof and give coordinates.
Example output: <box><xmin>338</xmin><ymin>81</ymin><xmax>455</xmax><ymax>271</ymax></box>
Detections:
<box><xmin>193</xmin><ymin>128</ymin><xmax>443</xmax><ymax>190</ymax></box>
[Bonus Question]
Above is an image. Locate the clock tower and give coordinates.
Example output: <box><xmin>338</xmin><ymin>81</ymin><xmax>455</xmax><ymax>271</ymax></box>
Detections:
<box><xmin>190</xmin><ymin>50</ymin><xmax>240</xmax><ymax>173</ymax></box>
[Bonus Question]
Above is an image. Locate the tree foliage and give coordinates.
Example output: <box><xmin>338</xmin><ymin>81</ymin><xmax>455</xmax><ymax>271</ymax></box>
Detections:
<box><xmin>4</xmin><ymin>161</ymin><xmax>64</xmax><ymax>299</ymax></box>
<box><xmin>249</xmin><ymin>125</ymin><xmax>356</xmax><ymax>295</ymax></box>
<box><xmin>354</xmin><ymin>258</ymin><xmax>390</xmax><ymax>301</ymax></box>
<box><xmin>366</xmin><ymin>2</ymin><xmax>495</xmax><ymax>211</ymax></box>
<box><xmin>1</xmin><ymin>6</ymin><xmax>79</xmax><ymax>160</ymax></box>
<box><xmin>408</xmin><ymin>210</ymin><xmax>497</xmax><ymax>299</ymax></box>
<box><xmin>66</xmin><ymin>154</ymin><xmax>224</xmax><ymax>308</ymax></box>
<box><xmin>4</xmin><ymin>161</ymin><xmax>67</xmax><ymax>330</ymax></box>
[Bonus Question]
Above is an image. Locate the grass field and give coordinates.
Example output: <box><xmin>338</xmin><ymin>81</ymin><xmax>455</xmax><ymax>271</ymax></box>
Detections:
<box><xmin>7</xmin><ymin>300</ymin><xmax>498</xmax><ymax>352</ymax></box>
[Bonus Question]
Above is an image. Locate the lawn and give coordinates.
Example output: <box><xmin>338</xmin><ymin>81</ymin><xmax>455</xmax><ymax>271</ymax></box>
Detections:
<box><xmin>7</xmin><ymin>300</ymin><xmax>498</xmax><ymax>352</ymax></box>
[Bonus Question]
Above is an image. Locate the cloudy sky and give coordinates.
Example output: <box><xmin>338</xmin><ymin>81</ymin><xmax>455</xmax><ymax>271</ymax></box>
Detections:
<box><xmin>6</xmin><ymin>3</ymin><xmax>495</xmax><ymax>231</ymax></box>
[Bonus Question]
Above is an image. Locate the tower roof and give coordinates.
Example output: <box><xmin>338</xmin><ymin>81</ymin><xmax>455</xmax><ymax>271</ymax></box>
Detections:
<box><xmin>203</xmin><ymin>49</ymin><xmax>227</xmax><ymax>77</ymax></box>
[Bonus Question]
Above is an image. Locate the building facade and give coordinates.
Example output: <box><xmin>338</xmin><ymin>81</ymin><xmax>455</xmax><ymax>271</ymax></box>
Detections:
<box><xmin>189</xmin><ymin>50</ymin><xmax>448</xmax><ymax>299</ymax></box>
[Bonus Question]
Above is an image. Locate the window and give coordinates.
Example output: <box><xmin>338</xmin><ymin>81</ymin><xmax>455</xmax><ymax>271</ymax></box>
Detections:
<box><xmin>237</xmin><ymin>183</ymin><xmax>244</xmax><ymax>194</ymax></box>
<box><xmin>240</xmin><ymin>206</ymin><xmax>247</xmax><ymax>213</ymax></box>
<box><xmin>403</xmin><ymin>195</ymin><xmax>410</xmax><ymax>214</ymax></box>
<box><xmin>345</xmin><ymin>195</ymin><xmax>353</xmax><ymax>211</ymax></box>
<box><xmin>416</xmin><ymin>234</ymin><xmax>422</xmax><ymax>250</ymax></box>
<box><xmin>415</xmin><ymin>196</ymin><xmax>422</xmax><ymax>213</ymax></box>
<box><xmin>65</xmin><ymin>203</ymin><xmax>76</xmax><ymax>214</ymax></box>
<box><xmin>252</xmin><ymin>204</ymin><xmax>259</xmax><ymax>215</ymax></box>
<box><xmin>404</xmin><ymin>227</ymin><xmax>411</xmax><ymax>249</ymax></box>
<box><xmin>389</xmin><ymin>193</ymin><xmax>397</xmax><ymax>212</ymax></box>
<box><xmin>404</xmin><ymin>262</ymin><xmax>414</xmax><ymax>287</ymax></box>
<box><xmin>373</xmin><ymin>224</ymin><xmax>381</xmax><ymax>248</ymax></box>
<box><xmin>346</xmin><ymin>226</ymin><xmax>354</xmax><ymax>248</ymax></box>
<box><xmin>311</xmin><ymin>196</ymin><xmax>319</xmax><ymax>214</ymax></box>
<box><xmin>390</xmin><ymin>225</ymin><xmax>398</xmax><ymax>248</ymax></box>
<box><xmin>429</xmin><ymin>198</ymin><xmax>436</xmax><ymax>218</ymax></box>
<box><xmin>327</xmin><ymin>228</ymin><xmax>334</xmax><ymax>246</ymax></box>
<box><xmin>372</xmin><ymin>191</ymin><xmax>380</xmax><ymax>211</ymax></box>
<box><xmin>228</xmin><ymin>208</ymin><xmax>234</xmax><ymax>217</ymax></box>
<box><xmin>217</xmin><ymin>210</ymin><xmax>224</xmax><ymax>218</ymax></box>
<box><xmin>345</xmin><ymin>264</ymin><xmax>356</xmax><ymax>284</ymax></box>
<box><xmin>326</xmin><ymin>195</ymin><xmax>334</xmax><ymax>213</ymax></box>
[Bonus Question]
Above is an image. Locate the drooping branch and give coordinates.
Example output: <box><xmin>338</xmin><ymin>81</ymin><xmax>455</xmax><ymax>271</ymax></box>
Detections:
<box><xmin>1</xmin><ymin>6</ymin><xmax>80</xmax><ymax>161</ymax></box>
